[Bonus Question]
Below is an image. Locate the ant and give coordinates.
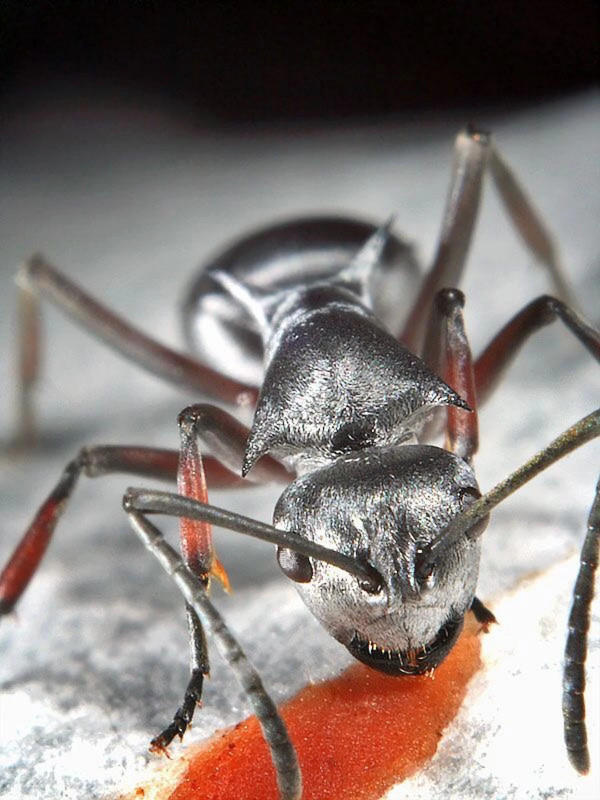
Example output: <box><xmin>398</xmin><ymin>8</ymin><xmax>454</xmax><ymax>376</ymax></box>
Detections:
<box><xmin>1</xmin><ymin>128</ymin><xmax>599</xmax><ymax>800</ymax></box>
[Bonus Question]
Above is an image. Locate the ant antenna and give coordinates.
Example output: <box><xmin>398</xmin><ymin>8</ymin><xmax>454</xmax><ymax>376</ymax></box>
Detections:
<box><xmin>416</xmin><ymin>407</ymin><xmax>599</xmax><ymax>578</ymax></box>
<box><xmin>417</xmin><ymin>408</ymin><xmax>599</xmax><ymax>774</ymax></box>
<box><xmin>127</xmin><ymin>508</ymin><xmax>302</xmax><ymax>800</ymax></box>
<box><xmin>125</xmin><ymin>487</ymin><xmax>383</xmax><ymax>591</ymax></box>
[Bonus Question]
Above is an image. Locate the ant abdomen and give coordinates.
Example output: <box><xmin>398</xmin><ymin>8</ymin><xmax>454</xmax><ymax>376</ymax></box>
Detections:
<box><xmin>181</xmin><ymin>216</ymin><xmax>419</xmax><ymax>385</ymax></box>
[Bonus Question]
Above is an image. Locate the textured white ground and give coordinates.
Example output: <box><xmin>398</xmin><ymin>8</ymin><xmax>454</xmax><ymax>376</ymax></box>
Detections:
<box><xmin>0</xmin><ymin>87</ymin><xmax>598</xmax><ymax>800</ymax></box>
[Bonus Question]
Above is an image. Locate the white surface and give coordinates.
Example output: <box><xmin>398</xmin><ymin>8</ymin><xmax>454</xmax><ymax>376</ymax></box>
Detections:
<box><xmin>0</xmin><ymin>87</ymin><xmax>599</xmax><ymax>799</ymax></box>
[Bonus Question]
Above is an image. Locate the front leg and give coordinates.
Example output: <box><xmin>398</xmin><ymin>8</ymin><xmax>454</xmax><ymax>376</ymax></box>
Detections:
<box><xmin>1</xmin><ymin>402</ymin><xmax>292</xmax><ymax>755</ymax></box>
<box><xmin>124</xmin><ymin>507</ymin><xmax>302</xmax><ymax>800</ymax></box>
<box><xmin>148</xmin><ymin>405</ymin><xmax>227</xmax><ymax>751</ymax></box>
<box><xmin>149</xmin><ymin>402</ymin><xmax>296</xmax><ymax>748</ymax></box>
<box><xmin>150</xmin><ymin>603</ymin><xmax>210</xmax><ymax>754</ymax></box>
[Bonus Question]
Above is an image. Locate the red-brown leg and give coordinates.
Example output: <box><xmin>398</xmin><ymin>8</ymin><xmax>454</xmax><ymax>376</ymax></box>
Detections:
<box><xmin>421</xmin><ymin>288</ymin><xmax>478</xmax><ymax>464</ymax></box>
<box><xmin>401</xmin><ymin>130</ymin><xmax>488</xmax><ymax>354</ymax></box>
<box><xmin>474</xmin><ymin>295</ymin><xmax>600</xmax><ymax>405</ymax></box>
<box><xmin>0</xmin><ymin>448</ymin><xmax>242</xmax><ymax>617</ymax></box>
<box><xmin>488</xmin><ymin>148</ymin><xmax>577</xmax><ymax>309</ymax></box>
<box><xmin>150</xmin><ymin>405</ymin><xmax>227</xmax><ymax>752</ymax></box>
<box><xmin>0</xmin><ymin>458</ymin><xmax>79</xmax><ymax>616</ymax></box>
<box><xmin>150</xmin><ymin>402</ymin><xmax>297</xmax><ymax>750</ymax></box>
<box><xmin>13</xmin><ymin>255</ymin><xmax>259</xmax><ymax>445</ymax></box>
<box><xmin>15</xmin><ymin>278</ymin><xmax>41</xmax><ymax>448</ymax></box>
<box><xmin>401</xmin><ymin>129</ymin><xmax>575</xmax><ymax>355</ymax></box>
<box><xmin>0</xmin><ymin>407</ymin><xmax>291</xmax><ymax>618</ymax></box>
<box><xmin>176</xmin><ymin>406</ymin><xmax>223</xmax><ymax>586</ymax></box>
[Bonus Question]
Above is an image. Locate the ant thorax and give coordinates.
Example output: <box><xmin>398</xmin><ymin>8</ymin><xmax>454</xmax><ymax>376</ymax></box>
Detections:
<box><xmin>242</xmin><ymin>282</ymin><xmax>469</xmax><ymax>475</ymax></box>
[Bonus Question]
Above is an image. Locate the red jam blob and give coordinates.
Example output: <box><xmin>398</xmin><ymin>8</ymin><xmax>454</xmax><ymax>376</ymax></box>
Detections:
<box><xmin>147</xmin><ymin>618</ymin><xmax>482</xmax><ymax>800</ymax></box>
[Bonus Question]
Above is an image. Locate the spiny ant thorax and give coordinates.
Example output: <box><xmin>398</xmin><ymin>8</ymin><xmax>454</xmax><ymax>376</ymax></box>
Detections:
<box><xmin>242</xmin><ymin>285</ymin><xmax>468</xmax><ymax>475</ymax></box>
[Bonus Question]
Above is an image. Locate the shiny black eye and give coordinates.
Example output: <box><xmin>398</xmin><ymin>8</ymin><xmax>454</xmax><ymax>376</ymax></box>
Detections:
<box><xmin>359</xmin><ymin>573</ymin><xmax>383</xmax><ymax>595</ymax></box>
<box><xmin>415</xmin><ymin>558</ymin><xmax>434</xmax><ymax>586</ymax></box>
<box><xmin>459</xmin><ymin>486</ymin><xmax>481</xmax><ymax>504</ymax></box>
<box><xmin>276</xmin><ymin>547</ymin><xmax>313</xmax><ymax>583</ymax></box>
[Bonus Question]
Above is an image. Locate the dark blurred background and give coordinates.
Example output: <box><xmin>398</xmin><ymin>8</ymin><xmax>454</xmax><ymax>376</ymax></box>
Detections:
<box><xmin>1</xmin><ymin>0</ymin><xmax>597</xmax><ymax>124</ymax></box>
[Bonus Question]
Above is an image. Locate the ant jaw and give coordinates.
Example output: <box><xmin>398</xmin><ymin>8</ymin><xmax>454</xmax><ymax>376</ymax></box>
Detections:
<box><xmin>346</xmin><ymin>612</ymin><xmax>465</xmax><ymax>676</ymax></box>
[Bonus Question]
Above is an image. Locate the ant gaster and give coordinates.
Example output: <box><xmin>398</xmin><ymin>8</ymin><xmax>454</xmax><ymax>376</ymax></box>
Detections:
<box><xmin>1</xmin><ymin>129</ymin><xmax>599</xmax><ymax>800</ymax></box>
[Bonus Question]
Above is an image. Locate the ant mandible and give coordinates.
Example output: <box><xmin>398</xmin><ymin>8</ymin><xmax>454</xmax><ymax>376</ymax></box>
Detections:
<box><xmin>1</xmin><ymin>128</ymin><xmax>599</xmax><ymax>800</ymax></box>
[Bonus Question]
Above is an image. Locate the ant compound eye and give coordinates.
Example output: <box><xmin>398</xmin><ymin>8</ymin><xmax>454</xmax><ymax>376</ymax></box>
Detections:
<box><xmin>419</xmin><ymin>566</ymin><xmax>436</xmax><ymax>591</ymax></box>
<box><xmin>359</xmin><ymin>572</ymin><xmax>384</xmax><ymax>595</ymax></box>
<box><xmin>276</xmin><ymin>547</ymin><xmax>313</xmax><ymax>583</ymax></box>
<box><xmin>459</xmin><ymin>486</ymin><xmax>481</xmax><ymax>505</ymax></box>
<box><xmin>414</xmin><ymin>555</ymin><xmax>435</xmax><ymax>590</ymax></box>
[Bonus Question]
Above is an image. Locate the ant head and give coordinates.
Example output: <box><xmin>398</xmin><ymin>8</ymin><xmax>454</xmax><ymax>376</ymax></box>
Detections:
<box><xmin>274</xmin><ymin>444</ymin><xmax>486</xmax><ymax>675</ymax></box>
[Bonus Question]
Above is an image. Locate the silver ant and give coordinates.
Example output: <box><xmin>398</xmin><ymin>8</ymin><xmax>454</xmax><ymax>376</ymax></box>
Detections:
<box><xmin>1</xmin><ymin>128</ymin><xmax>599</xmax><ymax>800</ymax></box>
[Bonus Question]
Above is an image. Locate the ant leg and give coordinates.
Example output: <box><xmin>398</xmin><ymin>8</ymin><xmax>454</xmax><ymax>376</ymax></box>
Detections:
<box><xmin>12</xmin><ymin>255</ymin><xmax>259</xmax><ymax>445</ymax></box>
<box><xmin>126</xmin><ymin>508</ymin><xmax>302</xmax><ymax>800</ymax></box>
<box><xmin>421</xmin><ymin>288</ymin><xmax>478</xmax><ymax>464</ymax></box>
<box><xmin>81</xmin><ymin>445</ymin><xmax>245</xmax><ymax>487</ymax></box>
<box><xmin>149</xmin><ymin>406</ymin><xmax>212</xmax><ymax>752</ymax></box>
<box><xmin>417</xmin><ymin>409</ymin><xmax>599</xmax><ymax>774</ymax></box>
<box><xmin>401</xmin><ymin>128</ymin><xmax>576</xmax><ymax>353</ymax></box>
<box><xmin>563</xmin><ymin>474</ymin><xmax>600</xmax><ymax>774</ymax></box>
<box><xmin>401</xmin><ymin>129</ymin><xmax>488</xmax><ymax>353</ymax></box>
<box><xmin>14</xmin><ymin>278</ymin><xmax>41</xmax><ymax>447</ymax></box>
<box><xmin>0</xmin><ymin>409</ymin><xmax>290</xmax><ymax>617</ymax></box>
<box><xmin>488</xmin><ymin>145</ymin><xmax>576</xmax><ymax>308</ymax></box>
<box><xmin>123</xmin><ymin>405</ymin><xmax>373</xmax><ymax>772</ymax></box>
<box><xmin>149</xmin><ymin>603</ymin><xmax>210</xmax><ymax>754</ymax></box>
<box><xmin>0</xmin><ymin>446</ymin><xmax>242</xmax><ymax>617</ymax></box>
<box><xmin>148</xmin><ymin>403</ymin><xmax>295</xmax><ymax>747</ymax></box>
<box><xmin>474</xmin><ymin>295</ymin><xmax>600</xmax><ymax>404</ymax></box>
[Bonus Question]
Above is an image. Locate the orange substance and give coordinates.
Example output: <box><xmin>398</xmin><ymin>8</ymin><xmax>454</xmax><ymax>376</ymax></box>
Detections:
<box><xmin>161</xmin><ymin>618</ymin><xmax>482</xmax><ymax>800</ymax></box>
